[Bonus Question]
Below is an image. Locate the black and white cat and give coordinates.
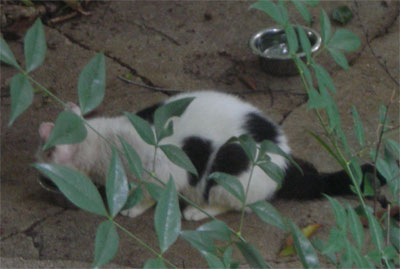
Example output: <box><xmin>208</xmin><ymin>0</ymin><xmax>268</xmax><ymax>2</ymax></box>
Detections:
<box><xmin>36</xmin><ymin>91</ymin><xmax>375</xmax><ymax>221</ymax></box>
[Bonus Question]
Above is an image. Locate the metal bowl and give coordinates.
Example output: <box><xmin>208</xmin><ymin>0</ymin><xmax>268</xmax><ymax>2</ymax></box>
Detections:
<box><xmin>249</xmin><ymin>25</ymin><xmax>321</xmax><ymax>76</ymax></box>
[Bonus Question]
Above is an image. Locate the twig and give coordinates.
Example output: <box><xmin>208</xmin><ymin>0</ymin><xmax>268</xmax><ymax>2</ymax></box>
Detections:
<box><xmin>48</xmin><ymin>12</ymin><xmax>78</xmax><ymax>24</ymax></box>
<box><xmin>372</xmin><ymin>90</ymin><xmax>396</xmax><ymax>215</ymax></box>
<box><xmin>117</xmin><ymin>75</ymin><xmax>307</xmax><ymax>97</ymax></box>
<box><xmin>353</xmin><ymin>0</ymin><xmax>400</xmax><ymax>87</ymax></box>
<box><xmin>117</xmin><ymin>76</ymin><xmax>183</xmax><ymax>93</ymax></box>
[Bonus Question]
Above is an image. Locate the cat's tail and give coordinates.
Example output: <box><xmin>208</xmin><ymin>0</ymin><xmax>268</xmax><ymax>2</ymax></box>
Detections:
<box><xmin>276</xmin><ymin>158</ymin><xmax>385</xmax><ymax>199</ymax></box>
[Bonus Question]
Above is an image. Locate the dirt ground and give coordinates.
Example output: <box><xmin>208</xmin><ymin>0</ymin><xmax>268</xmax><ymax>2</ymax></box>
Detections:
<box><xmin>1</xmin><ymin>1</ymin><xmax>399</xmax><ymax>268</ymax></box>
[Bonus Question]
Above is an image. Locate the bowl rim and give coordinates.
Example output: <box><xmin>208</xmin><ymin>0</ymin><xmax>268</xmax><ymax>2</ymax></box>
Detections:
<box><xmin>249</xmin><ymin>25</ymin><xmax>322</xmax><ymax>60</ymax></box>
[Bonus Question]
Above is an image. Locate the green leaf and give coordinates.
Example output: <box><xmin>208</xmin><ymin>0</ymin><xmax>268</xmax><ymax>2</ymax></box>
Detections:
<box><xmin>181</xmin><ymin>230</ymin><xmax>216</xmax><ymax>254</ymax></box>
<box><xmin>238</xmin><ymin>134</ymin><xmax>257</xmax><ymax>162</ymax></box>
<box><xmin>154</xmin><ymin>177</ymin><xmax>181</xmax><ymax>253</ymax></box>
<box><xmin>351</xmin><ymin>106</ymin><xmax>365</xmax><ymax>146</ymax></box>
<box><xmin>376</xmin><ymin>158</ymin><xmax>394</xmax><ymax>182</ymax></box>
<box><xmin>93</xmin><ymin>220</ymin><xmax>119</xmax><ymax>268</ymax></box>
<box><xmin>361</xmin><ymin>173</ymin><xmax>375</xmax><ymax>196</ymax></box>
<box><xmin>350</xmin><ymin>244</ymin><xmax>374</xmax><ymax>268</ymax></box>
<box><xmin>257</xmin><ymin>161</ymin><xmax>284</xmax><ymax>186</ymax></box>
<box><xmin>389</xmin><ymin>220</ymin><xmax>400</xmax><ymax>252</ymax></box>
<box><xmin>306</xmin><ymin>87</ymin><xmax>328</xmax><ymax>110</ymax></box>
<box><xmin>118</xmin><ymin>136</ymin><xmax>143</xmax><ymax>179</ymax></box>
<box><xmin>42</xmin><ymin>111</ymin><xmax>87</xmax><ymax>151</ymax></box>
<box><xmin>379</xmin><ymin>104</ymin><xmax>387</xmax><ymax>125</ymax></box>
<box><xmin>223</xmin><ymin>247</ymin><xmax>234</xmax><ymax>268</ymax></box>
<box><xmin>320</xmin><ymin>9</ymin><xmax>331</xmax><ymax>45</ymax></box>
<box><xmin>143</xmin><ymin>258</ymin><xmax>166</xmax><ymax>269</ymax></box>
<box><xmin>197</xmin><ymin>220</ymin><xmax>232</xmax><ymax>241</ymax></box>
<box><xmin>291</xmin><ymin>1</ymin><xmax>311</xmax><ymax>24</ymax></box>
<box><xmin>288</xmin><ymin>220</ymin><xmax>320</xmax><ymax>268</ymax></box>
<box><xmin>308</xmin><ymin>131</ymin><xmax>344</xmax><ymax>167</ymax></box>
<box><xmin>144</xmin><ymin>182</ymin><xmax>163</xmax><ymax>202</ymax></box>
<box><xmin>328</xmin><ymin>48</ymin><xmax>349</xmax><ymax>69</ymax></box>
<box><xmin>328</xmin><ymin>29</ymin><xmax>360</xmax><ymax>52</ymax></box>
<box><xmin>0</xmin><ymin>37</ymin><xmax>19</xmax><ymax>68</ymax></box>
<box><xmin>106</xmin><ymin>149</ymin><xmax>129</xmax><ymax>217</ymax></box>
<box><xmin>249</xmin><ymin>0</ymin><xmax>283</xmax><ymax>25</ymax></box>
<box><xmin>324</xmin><ymin>195</ymin><xmax>346</xmax><ymax>230</ymax></box>
<box><xmin>332</xmin><ymin>6</ymin><xmax>353</xmax><ymax>25</ymax></box>
<box><xmin>122</xmin><ymin>186</ymin><xmax>143</xmax><ymax>210</ymax></box>
<box><xmin>33</xmin><ymin>163</ymin><xmax>108</xmax><ymax>216</ymax></box>
<box><xmin>249</xmin><ymin>200</ymin><xmax>286</xmax><ymax>231</ymax></box>
<box><xmin>321</xmin><ymin>227</ymin><xmax>345</xmax><ymax>255</ymax></box>
<box><xmin>312</xmin><ymin>64</ymin><xmax>336</xmax><ymax>94</ymax></box>
<box><xmin>208</xmin><ymin>172</ymin><xmax>245</xmax><ymax>202</ymax></box>
<box><xmin>277</xmin><ymin>1</ymin><xmax>289</xmax><ymax>26</ymax></box>
<box><xmin>124</xmin><ymin>112</ymin><xmax>156</xmax><ymax>145</ymax></box>
<box><xmin>349</xmin><ymin>157</ymin><xmax>362</xmax><ymax>187</ymax></box>
<box><xmin>259</xmin><ymin>140</ymin><xmax>302</xmax><ymax>174</ymax></box>
<box><xmin>160</xmin><ymin>144</ymin><xmax>198</xmax><ymax>176</ymax></box>
<box><xmin>285</xmin><ymin>23</ymin><xmax>298</xmax><ymax>55</ymax></box>
<box><xmin>203</xmin><ymin>252</ymin><xmax>226</xmax><ymax>268</ymax></box>
<box><xmin>312</xmin><ymin>238</ymin><xmax>337</xmax><ymax>265</ymax></box>
<box><xmin>304</xmin><ymin>0</ymin><xmax>319</xmax><ymax>7</ymax></box>
<box><xmin>154</xmin><ymin>97</ymin><xmax>194</xmax><ymax>141</ymax></box>
<box><xmin>296</xmin><ymin>58</ymin><xmax>313</xmax><ymax>88</ymax></box>
<box><xmin>345</xmin><ymin>203</ymin><xmax>364</xmax><ymax>250</ymax></box>
<box><xmin>297</xmin><ymin>24</ymin><xmax>311</xmax><ymax>63</ymax></box>
<box><xmin>365</xmin><ymin>209</ymin><xmax>384</xmax><ymax>251</ymax></box>
<box><xmin>8</xmin><ymin>73</ymin><xmax>33</xmax><ymax>126</ymax></box>
<box><xmin>236</xmin><ymin>241</ymin><xmax>269</xmax><ymax>269</ymax></box>
<box><xmin>24</xmin><ymin>19</ymin><xmax>46</xmax><ymax>72</ymax></box>
<box><xmin>78</xmin><ymin>53</ymin><xmax>105</xmax><ymax>115</ymax></box>
<box><xmin>339</xmin><ymin>239</ymin><xmax>353</xmax><ymax>268</ymax></box>
<box><xmin>385</xmin><ymin>139</ymin><xmax>400</xmax><ymax>161</ymax></box>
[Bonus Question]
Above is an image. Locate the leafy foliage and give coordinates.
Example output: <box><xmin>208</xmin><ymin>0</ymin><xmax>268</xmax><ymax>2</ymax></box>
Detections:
<box><xmin>154</xmin><ymin>178</ymin><xmax>181</xmax><ymax>253</ymax></box>
<box><xmin>9</xmin><ymin>74</ymin><xmax>34</xmax><ymax>126</ymax></box>
<box><xmin>42</xmin><ymin>111</ymin><xmax>87</xmax><ymax>151</ymax></box>
<box><xmin>78</xmin><ymin>53</ymin><xmax>106</xmax><ymax>115</ymax></box>
<box><xmin>33</xmin><ymin>163</ymin><xmax>108</xmax><ymax>217</ymax></box>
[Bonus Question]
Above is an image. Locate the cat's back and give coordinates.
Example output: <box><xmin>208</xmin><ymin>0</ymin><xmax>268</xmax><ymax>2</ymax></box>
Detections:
<box><xmin>164</xmin><ymin>91</ymin><xmax>262</xmax><ymax>144</ymax></box>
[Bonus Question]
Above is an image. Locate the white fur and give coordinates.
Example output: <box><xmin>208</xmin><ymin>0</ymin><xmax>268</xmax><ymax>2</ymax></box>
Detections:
<box><xmin>37</xmin><ymin>91</ymin><xmax>290</xmax><ymax>221</ymax></box>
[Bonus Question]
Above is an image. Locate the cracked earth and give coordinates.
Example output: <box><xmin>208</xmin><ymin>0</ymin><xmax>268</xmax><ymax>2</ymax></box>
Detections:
<box><xmin>1</xmin><ymin>1</ymin><xmax>399</xmax><ymax>268</ymax></box>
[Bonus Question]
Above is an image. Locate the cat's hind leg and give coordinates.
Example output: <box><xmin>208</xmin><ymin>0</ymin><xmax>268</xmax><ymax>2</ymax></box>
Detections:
<box><xmin>121</xmin><ymin>199</ymin><xmax>156</xmax><ymax>218</ymax></box>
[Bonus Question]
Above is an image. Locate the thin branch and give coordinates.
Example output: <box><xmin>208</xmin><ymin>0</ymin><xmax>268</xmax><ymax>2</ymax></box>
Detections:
<box><xmin>117</xmin><ymin>75</ymin><xmax>307</xmax><ymax>97</ymax></box>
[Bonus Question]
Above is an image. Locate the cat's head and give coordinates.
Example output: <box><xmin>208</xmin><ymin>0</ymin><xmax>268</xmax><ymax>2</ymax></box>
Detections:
<box><xmin>36</xmin><ymin>122</ymin><xmax>79</xmax><ymax>169</ymax></box>
<box><xmin>36</xmin><ymin>102</ymin><xmax>82</xmax><ymax>169</ymax></box>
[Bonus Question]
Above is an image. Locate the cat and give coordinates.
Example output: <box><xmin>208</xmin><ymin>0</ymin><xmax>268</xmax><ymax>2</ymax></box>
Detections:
<box><xmin>36</xmin><ymin>90</ymin><xmax>379</xmax><ymax>221</ymax></box>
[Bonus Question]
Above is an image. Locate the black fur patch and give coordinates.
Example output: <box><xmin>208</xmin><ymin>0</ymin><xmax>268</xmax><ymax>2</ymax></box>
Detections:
<box><xmin>182</xmin><ymin>136</ymin><xmax>213</xmax><ymax>186</ymax></box>
<box><xmin>243</xmin><ymin>112</ymin><xmax>279</xmax><ymax>143</ymax></box>
<box><xmin>277</xmin><ymin>158</ymin><xmax>386</xmax><ymax>199</ymax></box>
<box><xmin>136</xmin><ymin>103</ymin><xmax>162</xmax><ymax>123</ymax></box>
<box><xmin>204</xmin><ymin>143</ymin><xmax>250</xmax><ymax>201</ymax></box>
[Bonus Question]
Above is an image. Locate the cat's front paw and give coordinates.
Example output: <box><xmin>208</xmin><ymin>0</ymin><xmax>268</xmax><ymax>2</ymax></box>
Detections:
<box><xmin>183</xmin><ymin>206</ymin><xmax>208</xmax><ymax>221</ymax></box>
<box><xmin>120</xmin><ymin>200</ymin><xmax>155</xmax><ymax>218</ymax></box>
<box><xmin>121</xmin><ymin>207</ymin><xmax>146</xmax><ymax>218</ymax></box>
<box><xmin>183</xmin><ymin>205</ymin><xmax>229</xmax><ymax>221</ymax></box>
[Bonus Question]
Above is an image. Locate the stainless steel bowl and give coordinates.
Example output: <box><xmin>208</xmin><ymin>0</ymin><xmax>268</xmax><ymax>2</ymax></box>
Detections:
<box><xmin>249</xmin><ymin>25</ymin><xmax>322</xmax><ymax>76</ymax></box>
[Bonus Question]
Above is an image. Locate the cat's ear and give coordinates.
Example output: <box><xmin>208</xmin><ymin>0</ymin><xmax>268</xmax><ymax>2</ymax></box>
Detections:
<box><xmin>39</xmin><ymin>122</ymin><xmax>55</xmax><ymax>141</ymax></box>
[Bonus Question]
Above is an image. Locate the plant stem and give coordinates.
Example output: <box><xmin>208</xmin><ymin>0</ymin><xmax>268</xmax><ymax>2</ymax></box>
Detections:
<box><xmin>294</xmin><ymin>56</ymin><xmax>369</xmax><ymax>211</ymax></box>
<box><xmin>152</xmin><ymin>145</ymin><xmax>158</xmax><ymax>172</ymax></box>
<box><xmin>112</xmin><ymin>220</ymin><xmax>177</xmax><ymax>268</ymax></box>
<box><xmin>23</xmin><ymin>71</ymin><xmax>67</xmax><ymax>107</ymax></box>
<box><xmin>238</xmin><ymin>163</ymin><xmax>255</xmax><ymax>234</ymax></box>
